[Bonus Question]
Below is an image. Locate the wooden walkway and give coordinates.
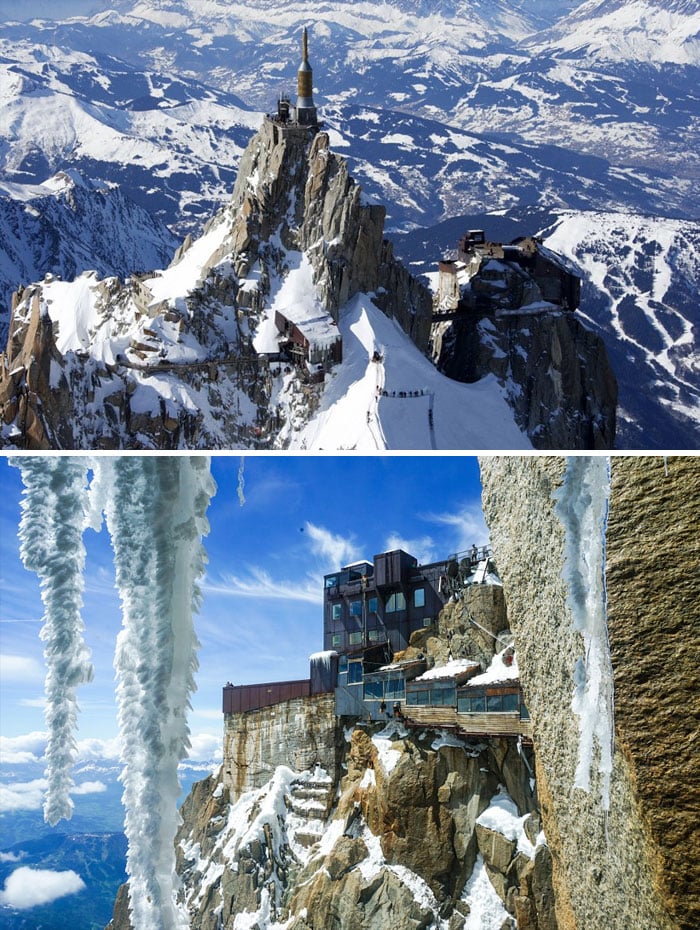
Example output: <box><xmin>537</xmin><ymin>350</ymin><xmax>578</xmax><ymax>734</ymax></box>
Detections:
<box><xmin>402</xmin><ymin>705</ymin><xmax>532</xmax><ymax>739</ymax></box>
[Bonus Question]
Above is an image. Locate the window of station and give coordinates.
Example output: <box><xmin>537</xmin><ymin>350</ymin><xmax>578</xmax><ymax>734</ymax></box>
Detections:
<box><xmin>348</xmin><ymin>661</ymin><xmax>363</xmax><ymax>683</ymax></box>
<box><xmin>331</xmin><ymin>633</ymin><xmax>343</xmax><ymax>648</ymax></box>
<box><xmin>457</xmin><ymin>694</ymin><xmax>485</xmax><ymax>713</ymax></box>
<box><xmin>338</xmin><ymin>655</ymin><xmax>348</xmax><ymax>673</ymax></box>
<box><xmin>332</xmin><ymin>603</ymin><xmax>343</xmax><ymax>621</ymax></box>
<box><xmin>407</xmin><ymin>684</ymin><xmax>455</xmax><ymax>706</ymax></box>
<box><xmin>429</xmin><ymin>684</ymin><xmax>456</xmax><ymax>706</ymax></box>
<box><xmin>367</xmin><ymin>596</ymin><xmax>378</xmax><ymax>614</ymax></box>
<box><xmin>363</xmin><ymin>681</ymin><xmax>383</xmax><ymax>700</ymax></box>
<box><xmin>349</xmin><ymin>600</ymin><xmax>362</xmax><ymax>617</ymax></box>
<box><xmin>385</xmin><ymin>591</ymin><xmax>406</xmax><ymax>613</ymax></box>
<box><xmin>413</xmin><ymin>587</ymin><xmax>425</xmax><ymax>608</ymax></box>
<box><xmin>458</xmin><ymin>690</ymin><xmax>520</xmax><ymax>713</ymax></box>
<box><xmin>385</xmin><ymin>678</ymin><xmax>405</xmax><ymax>699</ymax></box>
<box><xmin>486</xmin><ymin>692</ymin><xmax>519</xmax><ymax>713</ymax></box>
<box><xmin>325</xmin><ymin>575</ymin><xmax>338</xmax><ymax>588</ymax></box>
<box><xmin>348</xmin><ymin>631</ymin><xmax>362</xmax><ymax>645</ymax></box>
<box><xmin>407</xmin><ymin>689</ymin><xmax>429</xmax><ymax>705</ymax></box>
<box><xmin>368</xmin><ymin>629</ymin><xmax>382</xmax><ymax>642</ymax></box>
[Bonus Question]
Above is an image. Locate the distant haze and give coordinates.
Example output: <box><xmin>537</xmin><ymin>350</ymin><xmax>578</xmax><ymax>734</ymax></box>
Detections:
<box><xmin>0</xmin><ymin>0</ymin><xmax>106</xmax><ymax>20</ymax></box>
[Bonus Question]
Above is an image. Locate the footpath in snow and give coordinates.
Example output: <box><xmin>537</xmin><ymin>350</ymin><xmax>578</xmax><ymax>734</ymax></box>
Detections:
<box><xmin>292</xmin><ymin>294</ymin><xmax>531</xmax><ymax>450</ymax></box>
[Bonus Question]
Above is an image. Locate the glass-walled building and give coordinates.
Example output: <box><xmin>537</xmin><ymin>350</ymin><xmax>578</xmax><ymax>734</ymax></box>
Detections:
<box><xmin>322</xmin><ymin>549</ymin><xmax>453</xmax><ymax>655</ymax></box>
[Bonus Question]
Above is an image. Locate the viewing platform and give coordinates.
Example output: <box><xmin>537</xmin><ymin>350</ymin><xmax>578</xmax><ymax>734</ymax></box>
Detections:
<box><xmin>402</xmin><ymin>705</ymin><xmax>532</xmax><ymax>740</ymax></box>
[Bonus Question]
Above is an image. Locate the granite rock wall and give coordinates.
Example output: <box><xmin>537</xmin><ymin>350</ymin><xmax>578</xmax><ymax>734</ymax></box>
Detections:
<box><xmin>479</xmin><ymin>455</ymin><xmax>697</xmax><ymax>930</ymax></box>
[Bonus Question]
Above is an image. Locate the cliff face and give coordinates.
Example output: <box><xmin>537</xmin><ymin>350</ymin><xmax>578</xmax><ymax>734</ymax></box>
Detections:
<box><xmin>107</xmin><ymin>585</ymin><xmax>556</xmax><ymax>930</ymax></box>
<box><xmin>0</xmin><ymin>121</ymin><xmax>431</xmax><ymax>450</ymax></box>
<box><xmin>108</xmin><ymin>723</ymin><xmax>549</xmax><ymax>930</ymax></box>
<box><xmin>432</xmin><ymin>311</ymin><xmax>617</xmax><ymax>449</ymax></box>
<box><xmin>478</xmin><ymin>455</ymin><xmax>698</xmax><ymax>930</ymax></box>
<box><xmin>222</xmin><ymin>693</ymin><xmax>341</xmax><ymax>799</ymax></box>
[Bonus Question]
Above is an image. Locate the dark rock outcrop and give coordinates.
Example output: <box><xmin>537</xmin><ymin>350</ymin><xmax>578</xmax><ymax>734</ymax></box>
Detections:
<box><xmin>433</xmin><ymin>310</ymin><xmax>617</xmax><ymax>449</ymax></box>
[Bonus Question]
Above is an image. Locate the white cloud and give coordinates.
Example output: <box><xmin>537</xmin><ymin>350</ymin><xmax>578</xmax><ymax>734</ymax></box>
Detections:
<box><xmin>0</xmin><ymin>778</ymin><xmax>47</xmax><ymax>813</ymax></box>
<box><xmin>0</xmin><ymin>866</ymin><xmax>86</xmax><ymax>909</ymax></box>
<box><xmin>304</xmin><ymin>522</ymin><xmax>360</xmax><ymax>569</ymax></box>
<box><xmin>70</xmin><ymin>780</ymin><xmax>107</xmax><ymax>795</ymax></box>
<box><xmin>75</xmin><ymin>736</ymin><xmax>122</xmax><ymax>762</ymax></box>
<box><xmin>383</xmin><ymin>533</ymin><xmax>437</xmax><ymax>566</ymax></box>
<box><xmin>186</xmin><ymin>732</ymin><xmax>222</xmax><ymax>762</ymax></box>
<box><xmin>191</xmin><ymin>708</ymin><xmax>225</xmax><ymax>720</ymax></box>
<box><xmin>0</xmin><ymin>731</ymin><xmax>123</xmax><ymax>766</ymax></box>
<box><xmin>0</xmin><ymin>654</ymin><xmax>44</xmax><ymax>682</ymax></box>
<box><xmin>0</xmin><ymin>852</ymin><xmax>24</xmax><ymax>863</ymax></box>
<box><xmin>0</xmin><ymin>731</ymin><xmax>47</xmax><ymax>764</ymax></box>
<box><xmin>421</xmin><ymin>503</ymin><xmax>490</xmax><ymax>556</ymax></box>
<box><xmin>204</xmin><ymin>567</ymin><xmax>320</xmax><ymax>604</ymax></box>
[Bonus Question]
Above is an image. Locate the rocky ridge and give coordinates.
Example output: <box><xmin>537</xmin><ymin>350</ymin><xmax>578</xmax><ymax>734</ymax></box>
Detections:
<box><xmin>2</xmin><ymin>114</ymin><xmax>616</xmax><ymax>450</ymax></box>
<box><xmin>0</xmin><ymin>119</ymin><xmax>433</xmax><ymax>450</ymax></box>
<box><xmin>432</xmin><ymin>310</ymin><xmax>617</xmax><ymax>449</ymax></box>
<box><xmin>107</xmin><ymin>581</ymin><xmax>556</xmax><ymax>930</ymax></box>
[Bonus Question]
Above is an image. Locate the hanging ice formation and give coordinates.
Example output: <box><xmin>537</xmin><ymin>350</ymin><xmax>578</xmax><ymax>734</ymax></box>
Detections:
<box><xmin>16</xmin><ymin>456</ymin><xmax>216</xmax><ymax>930</ymax></box>
<box><xmin>553</xmin><ymin>456</ymin><xmax>614</xmax><ymax>812</ymax></box>
<box><xmin>237</xmin><ymin>456</ymin><xmax>246</xmax><ymax>506</ymax></box>
<box><xmin>14</xmin><ymin>457</ymin><xmax>94</xmax><ymax>826</ymax></box>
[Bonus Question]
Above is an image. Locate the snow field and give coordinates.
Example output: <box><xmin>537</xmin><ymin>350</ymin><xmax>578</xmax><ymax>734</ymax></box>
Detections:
<box><xmin>292</xmin><ymin>293</ymin><xmax>531</xmax><ymax>450</ymax></box>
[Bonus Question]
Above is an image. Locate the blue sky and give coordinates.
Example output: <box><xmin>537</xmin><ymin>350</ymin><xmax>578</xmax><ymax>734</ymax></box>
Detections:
<box><xmin>0</xmin><ymin>454</ymin><xmax>488</xmax><ymax>762</ymax></box>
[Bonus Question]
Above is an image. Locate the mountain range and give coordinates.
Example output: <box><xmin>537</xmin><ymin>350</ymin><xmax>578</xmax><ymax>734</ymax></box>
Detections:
<box><xmin>0</xmin><ymin>0</ymin><xmax>698</xmax><ymax>447</ymax></box>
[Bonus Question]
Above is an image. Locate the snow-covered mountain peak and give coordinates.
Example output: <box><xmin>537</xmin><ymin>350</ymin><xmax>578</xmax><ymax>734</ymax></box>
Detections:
<box><xmin>1</xmin><ymin>115</ymin><xmax>618</xmax><ymax>450</ymax></box>
<box><xmin>529</xmin><ymin>0</ymin><xmax>700</xmax><ymax>65</ymax></box>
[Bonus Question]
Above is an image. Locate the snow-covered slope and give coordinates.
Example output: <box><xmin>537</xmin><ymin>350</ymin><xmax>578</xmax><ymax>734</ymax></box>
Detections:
<box><xmin>0</xmin><ymin>39</ymin><xmax>260</xmax><ymax>234</ymax></box>
<box><xmin>529</xmin><ymin>0</ymin><xmax>700</xmax><ymax>66</ymax></box>
<box><xmin>0</xmin><ymin>171</ymin><xmax>178</xmax><ymax>341</ymax></box>
<box><xmin>395</xmin><ymin>207</ymin><xmax>700</xmax><ymax>449</ymax></box>
<box><xmin>543</xmin><ymin>211</ymin><xmax>700</xmax><ymax>448</ymax></box>
<box><xmin>291</xmin><ymin>294</ymin><xmax>529</xmax><ymax>451</ymax></box>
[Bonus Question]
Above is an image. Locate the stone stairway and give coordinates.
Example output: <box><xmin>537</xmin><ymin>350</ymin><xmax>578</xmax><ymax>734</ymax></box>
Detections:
<box><xmin>286</xmin><ymin>769</ymin><xmax>335</xmax><ymax>852</ymax></box>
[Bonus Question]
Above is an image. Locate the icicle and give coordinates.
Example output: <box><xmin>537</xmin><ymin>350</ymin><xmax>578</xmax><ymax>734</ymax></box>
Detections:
<box><xmin>237</xmin><ymin>456</ymin><xmax>246</xmax><ymax>506</ymax></box>
<box><xmin>13</xmin><ymin>457</ymin><xmax>94</xmax><ymax>826</ymax></box>
<box><xmin>103</xmin><ymin>457</ymin><xmax>216</xmax><ymax>930</ymax></box>
<box><xmin>553</xmin><ymin>456</ymin><xmax>614</xmax><ymax>813</ymax></box>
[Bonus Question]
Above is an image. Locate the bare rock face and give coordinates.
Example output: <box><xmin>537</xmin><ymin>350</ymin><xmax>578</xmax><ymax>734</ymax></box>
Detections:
<box><xmin>433</xmin><ymin>310</ymin><xmax>617</xmax><ymax>449</ymax></box>
<box><xmin>228</xmin><ymin>122</ymin><xmax>432</xmax><ymax>346</ymax></box>
<box><xmin>604</xmin><ymin>457</ymin><xmax>699</xmax><ymax>930</ymax></box>
<box><xmin>222</xmin><ymin>693</ymin><xmax>341</xmax><ymax>799</ymax></box>
<box><xmin>0</xmin><ymin>288</ymin><xmax>74</xmax><ymax>448</ymax></box>
<box><xmin>478</xmin><ymin>455</ymin><xmax>697</xmax><ymax>930</ymax></box>
<box><xmin>396</xmin><ymin>584</ymin><xmax>509</xmax><ymax>674</ymax></box>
